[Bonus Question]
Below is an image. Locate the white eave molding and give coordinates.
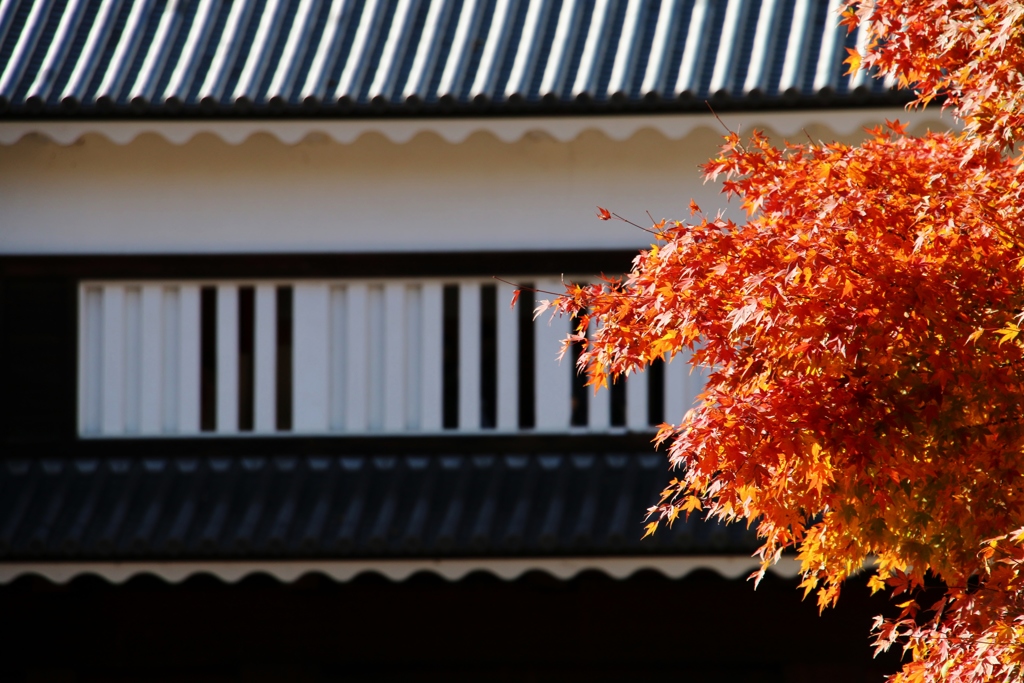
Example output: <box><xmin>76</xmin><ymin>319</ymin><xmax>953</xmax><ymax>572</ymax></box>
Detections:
<box><xmin>0</xmin><ymin>555</ymin><xmax>801</xmax><ymax>585</ymax></box>
<box><xmin>0</xmin><ymin>108</ymin><xmax>952</xmax><ymax>147</ymax></box>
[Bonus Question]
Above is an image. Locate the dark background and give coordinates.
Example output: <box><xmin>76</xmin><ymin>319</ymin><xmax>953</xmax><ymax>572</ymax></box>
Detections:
<box><xmin>0</xmin><ymin>569</ymin><xmax>902</xmax><ymax>683</ymax></box>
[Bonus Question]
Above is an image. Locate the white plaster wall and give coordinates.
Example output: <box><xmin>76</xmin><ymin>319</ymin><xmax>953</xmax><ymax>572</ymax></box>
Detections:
<box><xmin>0</xmin><ymin>112</ymin><xmax>944</xmax><ymax>255</ymax></box>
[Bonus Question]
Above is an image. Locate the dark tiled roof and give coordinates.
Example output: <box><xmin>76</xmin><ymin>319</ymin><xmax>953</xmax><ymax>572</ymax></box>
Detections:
<box><xmin>0</xmin><ymin>452</ymin><xmax>758</xmax><ymax>560</ymax></box>
<box><xmin>0</xmin><ymin>0</ymin><xmax>906</xmax><ymax>118</ymax></box>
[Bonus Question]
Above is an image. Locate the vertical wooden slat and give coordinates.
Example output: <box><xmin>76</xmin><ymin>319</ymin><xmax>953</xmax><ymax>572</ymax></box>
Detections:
<box><xmin>139</xmin><ymin>285</ymin><xmax>163</xmax><ymax>434</ymax></box>
<box><xmin>216</xmin><ymin>284</ymin><xmax>239</xmax><ymax>433</ymax></box>
<box><xmin>80</xmin><ymin>286</ymin><xmax>103</xmax><ymax>435</ymax></box>
<box><xmin>405</xmin><ymin>285</ymin><xmax>422</xmax><ymax>431</ymax></box>
<box><xmin>383</xmin><ymin>283</ymin><xmax>406</xmax><ymax>432</ymax></box>
<box><xmin>458</xmin><ymin>282</ymin><xmax>481</xmax><ymax>431</ymax></box>
<box><xmin>496</xmin><ymin>281</ymin><xmax>519</xmax><ymax>431</ymax></box>
<box><xmin>329</xmin><ymin>285</ymin><xmax>346</xmax><ymax>431</ymax></box>
<box><xmin>420</xmin><ymin>282</ymin><xmax>444</xmax><ymax>432</ymax></box>
<box><xmin>101</xmin><ymin>285</ymin><xmax>125</xmax><ymax>435</ymax></box>
<box><xmin>664</xmin><ymin>350</ymin><xmax>688</xmax><ymax>425</ymax></box>
<box><xmin>367</xmin><ymin>285</ymin><xmax>385</xmax><ymax>431</ymax></box>
<box><xmin>177</xmin><ymin>285</ymin><xmax>202</xmax><ymax>433</ymax></box>
<box><xmin>162</xmin><ymin>287</ymin><xmax>181</xmax><ymax>433</ymax></box>
<box><xmin>626</xmin><ymin>367</ymin><xmax>648</xmax><ymax>429</ymax></box>
<box><xmin>534</xmin><ymin>279</ymin><xmax>571</xmax><ymax>430</ymax></box>
<box><xmin>254</xmin><ymin>284</ymin><xmax>277</xmax><ymax>433</ymax></box>
<box><xmin>123</xmin><ymin>287</ymin><xmax>142</xmax><ymax>433</ymax></box>
<box><xmin>345</xmin><ymin>283</ymin><xmax>369</xmax><ymax>433</ymax></box>
<box><xmin>292</xmin><ymin>283</ymin><xmax>330</xmax><ymax>432</ymax></box>
<box><xmin>112</xmin><ymin>286</ymin><xmax>146</xmax><ymax>438</ymax></box>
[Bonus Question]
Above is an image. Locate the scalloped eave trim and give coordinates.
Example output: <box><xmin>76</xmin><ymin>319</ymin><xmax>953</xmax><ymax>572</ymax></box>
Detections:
<box><xmin>0</xmin><ymin>555</ymin><xmax>800</xmax><ymax>584</ymax></box>
<box><xmin>0</xmin><ymin>109</ymin><xmax>952</xmax><ymax>147</ymax></box>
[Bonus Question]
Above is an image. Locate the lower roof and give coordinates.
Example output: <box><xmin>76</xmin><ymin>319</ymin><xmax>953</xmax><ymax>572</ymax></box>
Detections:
<box><xmin>0</xmin><ymin>450</ymin><xmax>760</xmax><ymax>562</ymax></box>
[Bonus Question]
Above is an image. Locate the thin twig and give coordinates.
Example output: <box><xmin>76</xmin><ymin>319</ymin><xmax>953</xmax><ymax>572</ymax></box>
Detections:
<box><xmin>612</xmin><ymin>212</ymin><xmax>659</xmax><ymax>235</ymax></box>
<box><xmin>705</xmin><ymin>101</ymin><xmax>736</xmax><ymax>135</ymax></box>
<box><xmin>491</xmin><ymin>276</ymin><xmax>562</xmax><ymax>297</ymax></box>
<box><xmin>645</xmin><ymin>210</ymin><xmax>668</xmax><ymax>237</ymax></box>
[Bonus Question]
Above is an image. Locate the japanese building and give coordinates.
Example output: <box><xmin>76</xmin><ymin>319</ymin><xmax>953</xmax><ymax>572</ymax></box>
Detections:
<box><xmin>0</xmin><ymin>0</ymin><xmax>938</xmax><ymax>680</ymax></box>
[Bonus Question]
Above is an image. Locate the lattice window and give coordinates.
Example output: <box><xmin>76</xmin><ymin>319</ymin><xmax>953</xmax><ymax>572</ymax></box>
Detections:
<box><xmin>78</xmin><ymin>279</ymin><xmax>704</xmax><ymax>437</ymax></box>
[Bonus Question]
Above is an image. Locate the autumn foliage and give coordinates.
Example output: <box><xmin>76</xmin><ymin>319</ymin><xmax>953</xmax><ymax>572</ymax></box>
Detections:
<box><xmin>542</xmin><ymin>2</ymin><xmax>1024</xmax><ymax>680</ymax></box>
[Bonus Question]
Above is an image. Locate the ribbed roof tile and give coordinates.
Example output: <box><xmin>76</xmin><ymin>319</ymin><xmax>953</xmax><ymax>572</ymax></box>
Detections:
<box><xmin>0</xmin><ymin>0</ymin><xmax>906</xmax><ymax>116</ymax></box>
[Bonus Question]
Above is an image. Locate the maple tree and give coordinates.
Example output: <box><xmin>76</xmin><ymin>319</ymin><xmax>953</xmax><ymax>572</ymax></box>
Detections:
<box><xmin>537</xmin><ymin>2</ymin><xmax>1024</xmax><ymax>680</ymax></box>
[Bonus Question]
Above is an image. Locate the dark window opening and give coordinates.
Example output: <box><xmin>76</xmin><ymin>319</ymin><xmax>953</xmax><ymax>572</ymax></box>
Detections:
<box><xmin>200</xmin><ymin>287</ymin><xmax>217</xmax><ymax>432</ymax></box>
<box><xmin>480</xmin><ymin>284</ymin><xmax>497</xmax><ymax>429</ymax></box>
<box><xmin>647</xmin><ymin>357</ymin><xmax>664</xmax><ymax>426</ymax></box>
<box><xmin>517</xmin><ymin>286</ymin><xmax>535</xmax><ymax>429</ymax></box>
<box><xmin>238</xmin><ymin>287</ymin><xmax>255</xmax><ymax>432</ymax></box>
<box><xmin>442</xmin><ymin>285</ymin><xmax>459</xmax><ymax>429</ymax></box>
<box><xmin>610</xmin><ymin>376</ymin><xmax>626</xmax><ymax>427</ymax></box>
<box><xmin>276</xmin><ymin>287</ymin><xmax>293</xmax><ymax>432</ymax></box>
